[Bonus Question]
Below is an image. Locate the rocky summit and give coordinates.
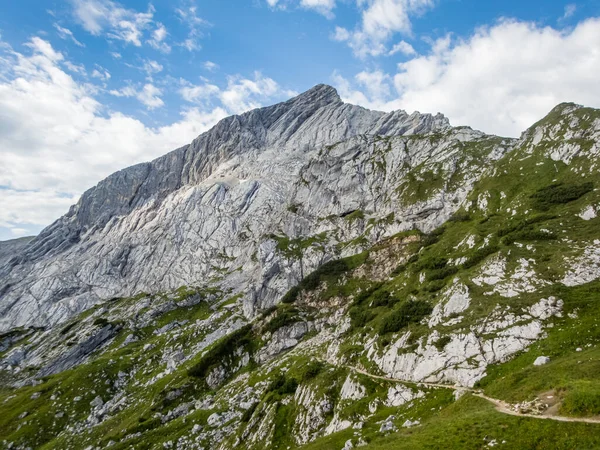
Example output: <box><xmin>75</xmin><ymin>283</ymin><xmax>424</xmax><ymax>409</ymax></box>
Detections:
<box><xmin>1</xmin><ymin>86</ymin><xmax>600</xmax><ymax>449</ymax></box>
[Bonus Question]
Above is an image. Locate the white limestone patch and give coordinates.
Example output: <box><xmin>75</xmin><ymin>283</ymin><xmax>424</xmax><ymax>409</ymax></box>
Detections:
<box><xmin>472</xmin><ymin>255</ymin><xmax>506</xmax><ymax>287</ymax></box>
<box><xmin>562</xmin><ymin>241</ymin><xmax>600</xmax><ymax>286</ymax></box>
<box><xmin>473</xmin><ymin>257</ymin><xmax>549</xmax><ymax>297</ymax></box>
<box><xmin>385</xmin><ymin>385</ymin><xmax>424</xmax><ymax>407</ymax></box>
<box><xmin>579</xmin><ymin>205</ymin><xmax>597</xmax><ymax>221</ymax></box>
<box><xmin>370</xmin><ymin>296</ymin><xmax>563</xmax><ymax>388</ymax></box>
<box><xmin>340</xmin><ymin>375</ymin><xmax>366</xmax><ymax>401</ymax></box>
<box><xmin>428</xmin><ymin>282</ymin><xmax>471</xmax><ymax>327</ymax></box>
<box><xmin>293</xmin><ymin>385</ymin><xmax>332</xmax><ymax>445</ymax></box>
<box><xmin>454</xmin><ymin>234</ymin><xmax>476</xmax><ymax>250</ymax></box>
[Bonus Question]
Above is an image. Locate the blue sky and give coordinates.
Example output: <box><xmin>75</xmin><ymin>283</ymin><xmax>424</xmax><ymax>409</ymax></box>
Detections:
<box><xmin>0</xmin><ymin>0</ymin><xmax>599</xmax><ymax>240</ymax></box>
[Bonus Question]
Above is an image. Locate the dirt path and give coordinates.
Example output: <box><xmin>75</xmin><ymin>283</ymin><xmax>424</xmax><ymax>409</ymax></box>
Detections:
<box><xmin>344</xmin><ymin>364</ymin><xmax>600</xmax><ymax>425</ymax></box>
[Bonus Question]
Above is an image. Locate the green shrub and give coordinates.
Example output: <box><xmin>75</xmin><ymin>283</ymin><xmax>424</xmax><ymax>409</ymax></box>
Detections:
<box><xmin>353</xmin><ymin>284</ymin><xmax>383</xmax><ymax>306</ymax></box>
<box><xmin>530</xmin><ymin>182</ymin><xmax>593</xmax><ymax>210</ymax></box>
<box><xmin>93</xmin><ymin>317</ymin><xmax>109</xmax><ymax>327</ymax></box>
<box><xmin>379</xmin><ymin>300</ymin><xmax>433</xmax><ymax>335</ymax></box>
<box><xmin>349</xmin><ymin>306</ymin><xmax>376</xmax><ymax>330</ymax></box>
<box><xmin>188</xmin><ymin>325</ymin><xmax>252</xmax><ymax>379</ymax></box>
<box><xmin>415</xmin><ymin>256</ymin><xmax>448</xmax><ymax>271</ymax></box>
<box><xmin>370</xmin><ymin>289</ymin><xmax>395</xmax><ymax>307</ymax></box>
<box><xmin>448</xmin><ymin>211</ymin><xmax>471</xmax><ymax>222</ymax></box>
<box><xmin>298</xmin><ymin>361</ymin><xmax>325</xmax><ymax>382</ymax></box>
<box><xmin>462</xmin><ymin>245</ymin><xmax>500</xmax><ymax>269</ymax></box>
<box><xmin>434</xmin><ymin>335</ymin><xmax>452</xmax><ymax>351</ymax></box>
<box><xmin>426</xmin><ymin>266</ymin><xmax>459</xmax><ymax>281</ymax></box>
<box><xmin>279</xmin><ymin>257</ymin><xmax>356</xmax><ymax>304</ymax></box>
<box><xmin>263</xmin><ymin>309</ymin><xmax>300</xmax><ymax>334</ymax></box>
<box><xmin>267</xmin><ymin>374</ymin><xmax>299</xmax><ymax>396</ymax></box>
<box><xmin>281</xmin><ymin>286</ymin><xmax>300</xmax><ymax>304</ymax></box>
<box><xmin>497</xmin><ymin>214</ymin><xmax>556</xmax><ymax>237</ymax></box>
<box><xmin>60</xmin><ymin>322</ymin><xmax>78</xmax><ymax>335</ymax></box>
<box><xmin>423</xmin><ymin>280</ymin><xmax>446</xmax><ymax>292</ymax></box>
<box><xmin>501</xmin><ymin>230</ymin><xmax>557</xmax><ymax>245</ymax></box>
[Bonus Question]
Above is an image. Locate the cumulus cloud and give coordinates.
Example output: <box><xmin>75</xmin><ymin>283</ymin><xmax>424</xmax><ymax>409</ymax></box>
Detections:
<box><xmin>70</xmin><ymin>0</ymin><xmax>154</xmax><ymax>46</ymax></box>
<box><xmin>332</xmin><ymin>17</ymin><xmax>600</xmax><ymax>137</ymax></box>
<box><xmin>0</xmin><ymin>37</ymin><xmax>230</xmax><ymax>239</ymax></box>
<box><xmin>148</xmin><ymin>23</ymin><xmax>171</xmax><ymax>53</ymax></box>
<box><xmin>203</xmin><ymin>61</ymin><xmax>219</xmax><ymax>72</ymax></box>
<box><xmin>388</xmin><ymin>40</ymin><xmax>416</xmax><ymax>56</ymax></box>
<box><xmin>179</xmin><ymin>73</ymin><xmax>296</xmax><ymax>115</ymax></box>
<box><xmin>334</xmin><ymin>0</ymin><xmax>434</xmax><ymax>57</ymax></box>
<box><xmin>109</xmin><ymin>83</ymin><xmax>164</xmax><ymax>109</ymax></box>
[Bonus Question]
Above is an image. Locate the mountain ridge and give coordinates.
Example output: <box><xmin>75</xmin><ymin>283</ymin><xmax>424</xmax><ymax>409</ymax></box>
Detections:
<box><xmin>1</xmin><ymin>87</ymin><xmax>600</xmax><ymax>449</ymax></box>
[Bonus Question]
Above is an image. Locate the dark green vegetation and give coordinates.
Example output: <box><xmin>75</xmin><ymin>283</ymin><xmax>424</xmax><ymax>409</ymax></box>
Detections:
<box><xmin>188</xmin><ymin>325</ymin><xmax>252</xmax><ymax>379</ymax></box>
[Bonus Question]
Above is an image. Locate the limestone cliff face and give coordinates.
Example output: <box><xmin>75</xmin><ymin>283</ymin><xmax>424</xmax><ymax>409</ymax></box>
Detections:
<box><xmin>0</xmin><ymin>84</ymin><xmax>505</xmax><ymax>331</ymax></box>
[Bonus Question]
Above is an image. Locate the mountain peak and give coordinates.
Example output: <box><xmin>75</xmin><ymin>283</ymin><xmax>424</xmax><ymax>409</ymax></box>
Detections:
<box><xmin>292</xmin><ymin>83</ymin><xmax>341</xmax><ymax>106</ymax></box>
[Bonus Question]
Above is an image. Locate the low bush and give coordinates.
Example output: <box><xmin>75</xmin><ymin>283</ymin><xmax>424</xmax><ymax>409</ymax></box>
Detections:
<box><xmin>278</xmin><ymin>256</ymin><xmax>360</xmax><ymax>303</ymax></box>
<box><xmin>188</xmin><ymin>325</ymin><xmax>252</xmax><ymax>379</ymax></box>
<box><xmin>348</xmin><ymin>306</ymin><xmax>376</xmax><ymax>330</ymax></box>
<box><xmin>448</xmin><ymin>211</ymin><xmax>471</xmax><ymax>222</ymax></box>
<box><xmin>530</xmin><ymin>182</ymin><xmax>593</xmax><ymax>210</ymax></box>
<box><xmin>379</xmin><ymin>300</ymin><xmax>433</xmax><ymax>335</ymax></box>
<box><xmin>423</xmin><ymin>280</ymin><xmax>446</xmax><ymax>292</ymax></box>
<box><xmin>241</xmin><ymin>402</ymin><xmax>258</xmax><ymax>422</ymax></box>
<box><xmin>434</xmin><ymin>335</ymin><xmax>452</xmax><ymax>351</ymax></box>
<box><xmin>426</xmin><ymin>266</ymin><xmax>459</xmax><ymax>281</ymax></box>
<box><xmin>497</xmin><ymin>214</ymin><xmax>556</xmax><ymax>237</ymax></box>
<box><xmin>501</xmin><ymin>230</ymin><xmax>557</xmax><ymax>245</ymax></box>
<box><xmin>93</xmin><ymin>317</ymin><xmax>109</xmax><ymax>327</ymax></box>
<box><xmin>298</xmin><ymin>361</ymin><xmax>325</xmax><ymax>382</ymax></box>
<box><xmin>267</xmin><ymin>374</ymin><xmax>299</xmax><ymax>396</ymax></box>
<box><xmin>263</xmin><ymin>309</ymin><xmax>300</xmax><ymax>334</ymax></box>
<box><xmin>415</xmin><ymin>256</ymin><xmax>448</xmax><ymax>271</ymax></box>
<box><xmin>462</xmin><ymin>245</ymin><xmax>500</xmax><ymax>269</ymax></box>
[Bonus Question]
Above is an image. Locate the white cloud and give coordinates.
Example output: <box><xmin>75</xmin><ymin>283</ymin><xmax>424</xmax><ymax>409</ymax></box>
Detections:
<box><xmin>64</xmin><ymin>61</ymin><xmax>87</xmax><ymax>75</ymax></box>
<box><xmin>137</xmin><ymin>83</ymin><xmax>164</xmax><ymax>109</ymax></box>
<box><xmin>179</xmin><ymin>81</ymin><xmax>220</xmax><ymax>103</ymax></box>
<box><xmin>334</xmin><ymin>0</ymin><xmax>434</xmax><ymax>57</ymax></box>
<box><xmin>332</xmin><ymin>17</ymin><xmax>600</xmax><ymax>137</ymax></box>
<box><xmin>142</xmin><ymin>59</ymin><xmax>163</xmax><ymax>76</ymax></box>
<box><xmin>203</xmin><ymin>61</ymin><xmax>219</xmax><ymax>72</ymax></box>
<box><xmin>267</xmin><ymin>0</ymin><xmax>336</xmax><ymax>17</ymax></box>
<box><xmin>91</xmin><ymin>67</ymin><xmax>110</xmax><ymax>80</ymax></box>
<box><xmin>109</xmin><ymin>51</ymin><xmax>122</xmax><ymax>59</ymax></box>
<box><xmin>300</xmin><ymin>0</ymin><xmax>336</xmax><ymax>18</ymax></box>
<box><xmin>70</xmin><ymin>0</ymin><xmax>154</xmax><ymax>46</ymax></box>
<box><xmin>332</xmin><ymin>26</ymin><xmax>350</xmax><ymax>41</ymax></box>
<box><xmin>180</xmin><ymin>73</ymin><xmax>296</xmax><ymax>115</ymax></box>
<box><xmin>563</xmin><ymin>4</ymin><xmax>577</xmax><ymax>20</ymax></box>
<box><xmin>175</xmin><ymin>4</ymin><xmax>210</xmax><ymax>51</ymax></box>
<box><xmin>0</xmin><ymin>37</ymin><xmax>229</xmax><ymax>237</ymax></box>
<box><xmin>110</xmin><ymin>83</ymin><xmax>164</xmax><ymax>109</ymax></box>
<box><xmin>148</xmin><ymin>23</ymin><xmax>171</xmax><ymax>53</ymax></box>
<box><xmin>389</xmin><ymin>40</ymin><xmax>416</xmax><ymax>56</ymax></box>
<box><xmin>54</xmin><ymin>23</ymin><xmax>85</xmax><ymax>47</ymax></box>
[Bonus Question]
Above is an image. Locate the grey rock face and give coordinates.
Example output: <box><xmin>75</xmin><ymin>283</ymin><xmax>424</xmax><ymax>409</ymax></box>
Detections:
<box><xmin>0</xmin><ymin>237</ymin><xmax>34</xmax><ymax>268</ymax></box>
<box><xmin>0</xmin><ymin>84</ymin><xmax>507</xmax><ymax>332</ymax></box>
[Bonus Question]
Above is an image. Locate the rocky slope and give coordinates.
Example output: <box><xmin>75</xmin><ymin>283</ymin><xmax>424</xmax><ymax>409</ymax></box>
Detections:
<box><xmin>0</xmin><ymin>84</ymin><xmax>489</xmax><ymax>332</ymax></box>
<box><xmin>1</xmin><ymin>87</ymin><xmax>600</xmax><ymax>449</ymax></box>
